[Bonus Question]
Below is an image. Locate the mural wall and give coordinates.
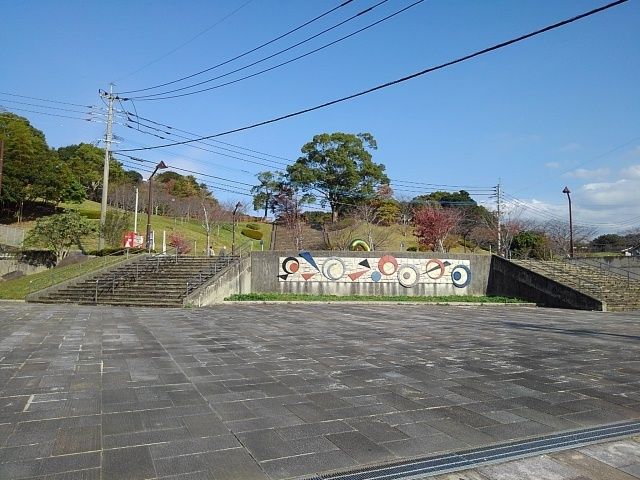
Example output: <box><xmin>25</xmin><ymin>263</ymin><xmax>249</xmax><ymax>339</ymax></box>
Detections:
<box><xmin>278</xmin><ymin>252</ymin><xmax>471</xmax><ymax>289</ymax></box>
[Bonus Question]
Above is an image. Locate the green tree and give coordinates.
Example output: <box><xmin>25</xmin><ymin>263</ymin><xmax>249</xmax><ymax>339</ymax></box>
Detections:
<box><xmin>0</xmin><ymin>113</ymin><xmax>84</xmax><ymax>219</ymax></box>
<box><xmin>25</xmin><ymin>211</ymin><xmax>95</xmax><ymax>263</ymax></box>
<box><xmin>287</xmin><ymin>132</ymin><xmax>388</xmax><ymax>222</ymax></box>
<box><xmin>251</xmin><ymin>171</ymin><xmax>283</xmax><ymax>220</ymax></box>
<box><xmin>511</xmin><ymin>230</ymin><xmax>550</xmax><ymax>259</ymax></box>
<box><xmin>102</xmin><ymin>210</ymin><xmax>132</xmax><ymax>248</ymax></box>
<box><xmin>57</xmin><ymin>143</ymin><xmax>125</xmax><ymax>201</ymax></box>
<box><xmin>590</xmin><ymin>234</ymin><xmax>626</xmax><ymax>252</ymax></box>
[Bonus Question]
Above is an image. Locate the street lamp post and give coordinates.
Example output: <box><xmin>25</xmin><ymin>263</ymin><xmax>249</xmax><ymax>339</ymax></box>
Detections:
<box><xmin>145</xmin><ymin>161</ymin><xmax>168</xmax><ymax>252</ymax></box>
<box><xmin>231</xmin><ymin>202</ymin><xmax>242</xmax><ymax>255</ymax></box>
<box><xmin>562</xmin><ymin>186</ymin><xmax>574</xmax><ymax>258</ymax></box>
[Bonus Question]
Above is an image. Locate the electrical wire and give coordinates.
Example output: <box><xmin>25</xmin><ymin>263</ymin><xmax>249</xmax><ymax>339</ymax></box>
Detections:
<box><xmin>124</xmin><ymin>120</ymin><xmax>500</xmax><ymax>194</ymax></box>
<box><xmin>116</xmin><ymin>0</ymin><xmax>629</xmax><ymax>152</ymax></box>
<box><xmin>0</xmin><ymin>106</ymin><xmax>100</xmax><ymax>122</ymax></box>
<box><xmin>0</xmin><ymin>98</ymin><xmax>105</xmax><ymax>116</ymax></box>
<box><xmin>121</xmin><ymin>110</ymin><xmax>293</xmax><ymax>164</ymax></box>
<box><xmin>126</xmin><ymin>0</ymin><xmax>417</xmax><ymax>101</ymax></box>
<box><xmin>118</xmin><ymin>0</ymin><xmax>356</xmax><ymax>94</ymax></box>
<box><xmin>0</xmin><ymin>91</ymin><xmax>99</xmax><ymax>109</ymax></box>
<box><xmin>116</xmin><ymin>0</ymin><xmax>256</xmax><ymax>81</ymax></box>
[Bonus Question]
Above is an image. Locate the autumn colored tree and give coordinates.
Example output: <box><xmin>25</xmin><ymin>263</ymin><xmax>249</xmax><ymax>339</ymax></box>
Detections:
<box><xmin>413</xmin><ymin>205</ymin><xmax>461</xmax><ymax>252</ymax></box>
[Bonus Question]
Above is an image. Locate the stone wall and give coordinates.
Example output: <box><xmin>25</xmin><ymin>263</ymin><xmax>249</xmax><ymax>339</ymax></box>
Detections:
<box><xmin>487</xmin><ymin>255</ymin><xmax>604</xmax><ymax>311</ymax></box>
<box><xmin>250</xmin><ymin>251</ymin><xmax>491</xmax><ymax>297</ymax></box>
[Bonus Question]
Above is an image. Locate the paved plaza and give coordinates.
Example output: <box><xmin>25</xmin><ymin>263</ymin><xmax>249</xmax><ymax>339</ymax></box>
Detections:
<box><xmin>0</xmin><ymin>303</ymin><xmax>639</xmax><ymax>479</ymax></box>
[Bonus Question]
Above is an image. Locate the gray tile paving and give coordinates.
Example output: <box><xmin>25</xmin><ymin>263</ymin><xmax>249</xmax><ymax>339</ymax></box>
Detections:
<box><xmin>0</xmin><ymin>303</ymin><xmax>638</xmax><ymax>479</ymax></box>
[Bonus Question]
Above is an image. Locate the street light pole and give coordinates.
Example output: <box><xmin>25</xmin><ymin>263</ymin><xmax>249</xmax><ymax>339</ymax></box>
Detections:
<box><xmin>231</xmin><ymin>202</ymin><xmax>242</xmax><ymax>255</ymax></box>
<box><xmin>563</xmin><ymin>186</ymin><xmax>574</xmax><ymax>258</ymax></box>
<box><xmin>145</xmin><ymin>161</ymin><xmax>168</xmax><ymax>252</ymax></box>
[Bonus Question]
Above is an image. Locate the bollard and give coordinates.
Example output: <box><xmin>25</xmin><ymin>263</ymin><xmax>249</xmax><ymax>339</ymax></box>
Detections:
<box><xmin>95</xmin><ymin>280</ymin><xmax>99</xmax><ymax>303</ymax></box>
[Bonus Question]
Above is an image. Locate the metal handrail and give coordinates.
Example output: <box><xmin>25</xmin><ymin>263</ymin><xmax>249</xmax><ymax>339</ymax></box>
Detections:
<box><xmin>568</xmin><ymin>257</ymin><xmax>640</xmax><ymax>287</ymax></box>
<box><xmin>28</xmin><ymin>248</ymin><xmax>143</xmax><ymax>295</ymax></box>
<box><xmin>184</xmin><ymin>255</ymin><xmax>239</xmax><ymax>295</ymax></box>
<box><xmin>512</xmin><ymin>259</ymin><xmax>605</xmax><ymax>297</ymax></box>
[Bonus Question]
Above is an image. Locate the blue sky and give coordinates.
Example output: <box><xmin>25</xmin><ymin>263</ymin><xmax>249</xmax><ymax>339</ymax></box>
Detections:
<box><xmin>1</xmin><ymin>0</ymin><xmax>639</xmax><ymax>233</ymax></box>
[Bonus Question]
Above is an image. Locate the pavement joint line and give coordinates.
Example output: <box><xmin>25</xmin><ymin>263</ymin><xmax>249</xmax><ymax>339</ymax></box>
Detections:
<box><xmin>308</xmin><ymin>420</ymin><xmax>640</xmax><ymax>480</ymax></box>
<box><xmin>138</xmin><ymin>316</ymin><xmax>276</xmax><ymax>479</ymax></box>
<box><xmin>22</xmin><ymin>393</ymin><xmax>35</xmax><ymax>412</ymax></box>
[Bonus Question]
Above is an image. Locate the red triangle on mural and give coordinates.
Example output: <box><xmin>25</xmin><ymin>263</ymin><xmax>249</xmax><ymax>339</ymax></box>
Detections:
<box><xmin>302</xmin><ymin>272</ymin><xmax>317</xmax><ymax>281</ymax></box>
<box><xmin>348</xmin><ymin>270</ymin><xmax>368</xmax><ymax>281</ymax></box>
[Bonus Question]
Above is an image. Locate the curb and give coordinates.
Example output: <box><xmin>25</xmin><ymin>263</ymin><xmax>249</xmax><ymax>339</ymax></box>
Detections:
<box><xmin>223</xmin><ymin>300</ymin><xmax>537</xmax><ymax>307</ymax></box>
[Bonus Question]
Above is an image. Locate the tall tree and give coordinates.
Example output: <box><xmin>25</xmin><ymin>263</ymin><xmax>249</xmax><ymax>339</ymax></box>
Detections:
<box><xmin>287</xmin><ymin>132</ymin><xmax>388</xmax><ymax>222</ymax></box>
<box><xmin>57</xmin><ymin>143</ymin><xmax>125</xmax><ymax>202</ymax></box>
<box><xmin>251</xmin><ymin>171</ymin><xmax>283</xmax><ymax>220</ymax></box>
<box><xmin>0</xmin><ymin>113</ymin><xmax>83</xmax><ymax>220</ymax></box>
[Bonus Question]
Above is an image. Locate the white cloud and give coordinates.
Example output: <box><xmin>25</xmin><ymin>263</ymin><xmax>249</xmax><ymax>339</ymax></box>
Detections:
<box><xmin>562</xmin><ymin>168</ymin><xmax>610</xmax><ymax>180</ymax></box>
<box><xmin>621</xmin><ymin>164</ymin><xmax>640</xmax><ymax>179</ymax></box>
<box><xmin>559</xmin><ymin>142</ymin><xmax>580</xmax><ymax>152</ymax></box>
<box><xmin>545</xmin><ymin>161</ymin><xmax>560</xmax><ymax>169</ymax></box>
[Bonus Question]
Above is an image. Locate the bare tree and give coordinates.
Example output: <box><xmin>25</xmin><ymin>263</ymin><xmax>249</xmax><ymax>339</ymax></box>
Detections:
<box><xmin>542</xmin><ymin>220</ymin><xmax>596</xmax><ymax>257</ymax></box>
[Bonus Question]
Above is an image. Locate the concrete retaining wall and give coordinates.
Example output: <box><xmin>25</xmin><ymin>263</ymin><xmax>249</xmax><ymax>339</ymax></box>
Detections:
<box><xmin>185</xmin><ymin>256</ymin><xmax>251</xmax><ymax>306</ymax></box>
<box><xmin>250</xmin><ymin>251</ymin><xmax>491</xmax><ymax>297</ymax></box>
<box><xmin>487</xmin><ymin>255</ymin><xmax>604</xmax><ymax>311</ymax></box>
<box><xmin>0</xmin><ymin>259</ymin><xmax>48</xmax><ymax>277</ymax></box>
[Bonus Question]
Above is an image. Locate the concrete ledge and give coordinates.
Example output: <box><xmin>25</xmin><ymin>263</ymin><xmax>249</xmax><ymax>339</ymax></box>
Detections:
<box><xmin>221</xmin><ymin>300</ymin><xmax>538</xmax><ymax>307</ymax></box>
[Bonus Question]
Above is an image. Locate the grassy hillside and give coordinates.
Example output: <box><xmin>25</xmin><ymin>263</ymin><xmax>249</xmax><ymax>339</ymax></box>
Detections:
<box><xmin>6</xmin><ymin>200</ymin><xmax>489</xmax><ymax>255</ymax></box>
<box><xmin>26</xmin><ymin>200</ymin><xmax>273</xmax><ymax>254</ymax></box>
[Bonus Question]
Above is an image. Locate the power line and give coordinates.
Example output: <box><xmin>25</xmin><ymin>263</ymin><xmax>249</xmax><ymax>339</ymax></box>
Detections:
<box><xmin>0</xmin><ymin>91</ymin><xmax>97</xmax><ymax>109</ymax></box>
<box><xmin>0</xmin><ymin>98</ymin><xmax>104</xmax><ymax>115</ymax></box>
<box><xmin>124</xmin><ymin>118</ymin><xmax>500</xmax><ymax>192</ymax></box>
<box><xmin>115</xmin><ymin>153</ymin><xmax>255</xmax><ymax>187</ymax></box>
<box><xmin>0</xmin><ymin>106</ymin><xmax>99</xmax><ymax>122</ymax></box>
<box><xmin>116</xmin><ymin>0</ymin><xmax>628</xmax><ymax>152</ymax></box>
<box><xmin>118</xmin><ymin>0</ymin><xmax>356</xmax><ymax>95</ymax></box>
<box><xmin>126</xmin><ymin>0</ymin><xmax>418</xmax><ymax>101</ymax></box>
<box><xmin>122</xmin><ymin>118</ymin><xmax>289</xmax><ymax>168</ymax></box>
<box><xmin>121</xmin><ymin>110</ymin><xmax>294</xmax><ymax>163</ymax></box>
<box><xmin>116</xmin><ymin>0</ymin><xmax>256</xmax><ymax>81</ymax></box>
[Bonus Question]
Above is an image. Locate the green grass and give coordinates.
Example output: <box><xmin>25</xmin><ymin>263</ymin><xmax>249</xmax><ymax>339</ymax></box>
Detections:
<box><xmin>0</xmin><ymin>254</ymin><xmax>131</xmax><ymax>300</ymax></box>
<box><xmin>225</xmin><ymin>293</ymin><xmax>525</xmax><ymax>303</ymax></box>
<box><xmin>38</xmin><ymin>200</ymin><xmax>272</xmax><ymax>253</ymax></box>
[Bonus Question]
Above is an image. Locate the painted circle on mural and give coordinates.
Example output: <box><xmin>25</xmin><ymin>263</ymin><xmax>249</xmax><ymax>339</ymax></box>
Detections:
<box><xmin>371</xmin><ymin>271</ymin><xmax>382</xmax><ymax>282</ymax></box>
<box><xmin>378</xmin><ymin>255</ymin><xmax>399</xmax><ymax>276</ymax></box>
<box><xmin>397</xmin><ymin>265</ymin><xmax>420</xmax><ymax>288</ymax></box>
<box><xmin>281</xmin><ymin>257</ymin><xmax>300</xmax><ymax>274</ymax></box>
<box><xmin>322</xmin><ymin>257</ymin><xmax>346</xmax><ymax>281</ymax></box>
<box><xmin>425</xmin><ymin>259</ymin><xmax>446</xmax><ymax>279</ymax></box>
<box><xmin>451</xmin><ymin>265</ymin><xmax>472</xmax><ymax>288</ymax></box>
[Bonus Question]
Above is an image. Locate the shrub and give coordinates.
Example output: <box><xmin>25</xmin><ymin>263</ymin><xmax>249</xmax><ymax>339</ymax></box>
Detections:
<box><xmin>168</xmin><ymin>232</ymin><xmax>192</xmax><ymax>254</ymax></box>
<box><xmin>241</xmin><ymin>228</ymin><xmax>263</xmax><ymax>240</ymax></box>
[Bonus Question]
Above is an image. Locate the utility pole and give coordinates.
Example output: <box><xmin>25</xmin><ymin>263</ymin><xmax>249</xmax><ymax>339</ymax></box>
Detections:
<box><xmin>0</xmin><ymin>137</ymin><xmax>4</xmax><ymax>198</ymax></box>
<box><xmin>98</xmin><ymin>84</ymin><xmax>115</xmax><ymax>250</ymax></box>
<box><xmin>496</xmin><ymin>179</ymin><xmax>502</xmax><ymax>257</ymax></box>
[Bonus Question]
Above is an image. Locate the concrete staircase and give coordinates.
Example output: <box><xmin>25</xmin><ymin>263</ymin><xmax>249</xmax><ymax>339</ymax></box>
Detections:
<box><xmin>271</xmin><ymin>223</ymin><xmax>326</xmax><ymax>250</ymax></box>
<box><xmin>33</xmin><ymin>255</ymin><xmax>239</xmax><ymax>307</ymax></box>
<box><xmin>511</xmin><ymin>259</ymin><xmax>640</xmax><ymax>311</ymax></box>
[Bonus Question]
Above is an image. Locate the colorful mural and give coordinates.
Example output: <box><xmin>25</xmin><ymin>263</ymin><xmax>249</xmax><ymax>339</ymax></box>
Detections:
<box><xmin>278</xmin><ymin>252</ymin><xmax>471</xmax><ymax>288</ymax></box>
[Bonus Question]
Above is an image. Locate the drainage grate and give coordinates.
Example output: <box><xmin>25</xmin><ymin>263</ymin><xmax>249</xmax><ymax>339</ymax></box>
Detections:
<box><xmin>310</xmin><ymin>420</ymin><xmax>640</xmax><ymax>480</ymax></box>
